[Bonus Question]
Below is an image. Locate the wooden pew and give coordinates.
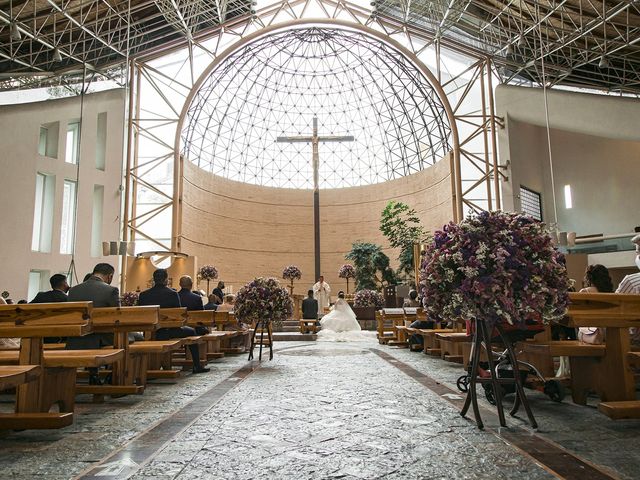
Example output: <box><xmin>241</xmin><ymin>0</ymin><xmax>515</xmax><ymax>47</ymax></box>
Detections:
<box><xmin>0</xmin><ymin>302</ymin><xmax>120</xmax><ymax>429</ymax></box>
<box><xmin>145</xmin><ymin>308</ymin><xmax>189</xmax><ymax>378</ymax></box>
<box><xmin>435</xmin><ymin>332</ymin><xmax>470</xmax><ymax>364</ymax></box>
<box><xmin>540</xmin><ymin>292</ymin><xmax>640</xmax><ymax>418</ymax></box>
<box><xmin>75</xmin><ymin>306</ymin><xmax>159</xmax><ymax>396</ymax></box>
<box><xmin>0</xmin><ymin>365</ymin><xmax>41</xmax><ymax>391</ymax></box>
<box><xmin>214</xmin><ymin>312</ymin><xmax>251</xmax><ymax>354</ymax></box>
<box><xmin>185</xmin><ymin>310</ymin><xmax>225</xmax><ymax>361</ymax></box>
<box><xmin>299</xmin><ymin>319</ymin><xmax>317</xmax><ymax>334</ymax></box>
<box><xmin>377</xmin><ymin>309</ymin><xmax>403</xmax><ymax>345</ymax></box>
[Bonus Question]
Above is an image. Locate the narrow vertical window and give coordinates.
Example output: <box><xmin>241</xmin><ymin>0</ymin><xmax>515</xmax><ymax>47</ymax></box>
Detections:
<box><xmin>60</xmin><ymin>180</ymin><xmax>77</xmax><ymax>254</ymax></box>
<box><xmin>96</xmin><ymin>112</ymin><xmax>107</xmax><ymax>170</ymax></box>
<box><xmin>28</xmin><ymin>270</ymin><xmax>48</xmax><ymax>302</ymax></box>
<box><xmin>31</xmin><ymin>173</ymin><xmax>55</xmax><ymax>252</ymax></box>
<box><xmin>91</xmin><ymin>185</ymin><xmax>104</xmax><ymax>257</ymax></box>
<box><xmin>564</xmin><ymin>184</ymin><xmax>572</xmax><ymax>209</ymax></box>
<box><xmin>38</xmin><ymin>127</ymin><xmax>48</xmax><ymax>156</ymax></box>
<box><xmin>65</xmin><ymin>121</ymin><xmax>80</xmax><ymax>164</ymax></box>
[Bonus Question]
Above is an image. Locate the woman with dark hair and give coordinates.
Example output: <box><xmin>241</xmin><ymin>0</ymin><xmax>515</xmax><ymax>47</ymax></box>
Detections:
<box><xmin>576</xmin><ymin>264</ymin><xmax>614</xmax><ymax>346</ymax></box>
<box><xmin>581</xmin><ymin>264</ymin><xmax>614</xmax><ymax>293</ymax></box>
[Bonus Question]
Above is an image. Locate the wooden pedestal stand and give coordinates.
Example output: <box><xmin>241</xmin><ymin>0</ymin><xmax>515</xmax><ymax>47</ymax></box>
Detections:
<box><xmin>461</xmin><ymin>320</ymin><xmax>537</xmax><ymax>429</ymax></box>
<box><xmin>248</xmin><ymin>319</ymin><xmax>273</xmax><ymax>361</ymax></box>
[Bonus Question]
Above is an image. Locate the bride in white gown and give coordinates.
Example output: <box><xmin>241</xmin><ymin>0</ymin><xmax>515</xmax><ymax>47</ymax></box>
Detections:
<box><xmin>317</xmin><ymin>292</ymin><xmax>375</xmax><ymax>342</ymax></box>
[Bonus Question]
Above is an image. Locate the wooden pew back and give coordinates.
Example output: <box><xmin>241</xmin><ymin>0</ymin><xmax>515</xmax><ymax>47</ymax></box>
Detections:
<box><xmin>157</xmin><ymin>308</ymin><xmax>188</xmax><ymax>328</ymax></box>
<box><xmin>0</xmin><ymin>302</ymin><xmax>93</xmax><ymax>338</ymax></box>
<box><xmin>567</xmin><ymin>292</ymin><xmax>640</xmax><ymax>327</ymax></box>
<box><xmin>91</xmin><ymin>306</ymin><xmax>159</xmax><ymax>331</ymax></box>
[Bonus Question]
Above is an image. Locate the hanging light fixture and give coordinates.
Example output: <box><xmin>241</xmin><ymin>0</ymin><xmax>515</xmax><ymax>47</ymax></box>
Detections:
<box><xmin>52</xmin><ymin>48</ymin><xmax>62</xmax><ymax>62</ymax></box>
<box><xmin>505</xmin><ymin>43</ymin><xmax>514</xmax><ymax>56</ymax></box>
<box><xmin>10</xmin><ymin>22</ymin><xmax>21</xmax><ymax>41</ymax></box>
<box><xmin>598</xmin><ymin>55</ymin><xmax>610</xmax><ymax>69</ymax></box>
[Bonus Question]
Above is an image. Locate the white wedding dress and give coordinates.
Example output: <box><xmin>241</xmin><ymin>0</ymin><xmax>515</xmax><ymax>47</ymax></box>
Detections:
<box><xmin>317</xmin><ymin>298</ymin><xmax>375</xmax><ymax>342</ymax></box>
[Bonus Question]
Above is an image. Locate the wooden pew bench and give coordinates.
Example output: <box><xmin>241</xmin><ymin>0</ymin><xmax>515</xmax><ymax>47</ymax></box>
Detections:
<box><xmin>554</xmin><ymin>292</ymin><xmax>640</xmax><ymax>418</ymax></box>
<box><xmin>0</xmin><ymin>365</ymin><xmax>41</xmax><ymax>391</ymax></box>
<box><xmin>377</xmin><ymin>309</ymin><xmax>404</xmax><ymax>345</ymax></box>
<box><xmin>418</xmin><ymin>328</ymin><xmax>458</xmax><ymax>356</ymax></box>
<box><xmin>0</xmin><ymin>302</ymin><xmax>96</xmax><ymax>429</ymax></box>
<box><xmin>299</xmin><ymin>319</ymin><xmax>317</xmax><ymax>334</ymax></box>
<box><xmin>73</xmin><ymin>305</ymin><xmax>159</xmax><ymax>396</ymax></box>
<box><xmin>435</xmin><ymin>332</ymin><xmax>471</xmax><ymax>364</ymax></box>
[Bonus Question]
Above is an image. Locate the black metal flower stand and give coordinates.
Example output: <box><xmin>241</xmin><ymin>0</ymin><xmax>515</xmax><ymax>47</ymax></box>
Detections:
<box><xmin>461</xmin><ymin>319</ymin><xmax>538</xmax><ymax>429</ymax></box>
<box><xmin>248</xmin><ymin>319</ymin><xmax>273</xmax><ymax>361</ymax></box>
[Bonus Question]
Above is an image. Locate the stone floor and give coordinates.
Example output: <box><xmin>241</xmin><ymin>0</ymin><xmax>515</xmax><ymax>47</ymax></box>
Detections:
<box><xmin>1</xmin><ymin>340</ymin><xmax>640</xmax><ymax>479</ymax></box>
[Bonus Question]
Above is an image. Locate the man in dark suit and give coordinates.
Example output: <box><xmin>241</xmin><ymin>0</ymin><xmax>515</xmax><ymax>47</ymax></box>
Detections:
<box><xmin>31</xmin><ymin>274</ymin><xmax>69</xmax><ymax>343</ymax></box>
<box><xmin>302</xmin><ymin>290</ymin><xmax>318</xmax><ymax>323</ymax></box>
<box><xmin>178</xmin><ymin>276</ymin><xmax>205</xmax><ymax>311</ymax></box>
<box><xmin>138</xmin><ymin>269</ymin><xmax>210</xmax><ymax>374</ymax></box>
<box><xmin>66</xmin><ymin>263</ymin><xmax>119</xmax><ymax>350</ymax></box>
<box><xmin>212</xmin><ymin>281</ymin><xmax>225</xmax><ymax>305</ymax></box>
<box><xmin>30</xmin><ymin>274</ymin><xmax>69</xmax><ymax>303</ymax></box>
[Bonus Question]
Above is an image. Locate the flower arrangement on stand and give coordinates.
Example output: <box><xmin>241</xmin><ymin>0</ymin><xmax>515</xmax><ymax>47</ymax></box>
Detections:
<box><xmin>338</xmin><ymin>264</ymin><xmax>356</xmax><ymax>294</ymax></box>
<box><xmin>198</xmin><ymin>265</ymin><xmax>218</xmax><ymax>294</ymax></box>
<box><xmin>235</xmin><ymin>277</ymin><xmax>293</xmax><ymax>361</ymax></box>
<box><xmin>121</xmin><ymin>291</ymin><xmax>139</xmax><ymax>306</ymax></box>
<box><xmin>282</xmin><ymin>265</ymin><xmax>302</xmax><ymax>296</ymax></box>
<box><xmin>353</xmin><ymin>289</ymin><xmax>384</xmax><ymax>309</ymax></box>
<box><xmin>420</xmin><ymin>211</ymin><xmax>571</xmax><ymax>429</ymax></box>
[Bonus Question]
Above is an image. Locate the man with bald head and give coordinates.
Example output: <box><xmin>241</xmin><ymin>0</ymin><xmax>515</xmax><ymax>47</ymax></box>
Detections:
<box><xmin>178</xmin><ymin>275</ymin><xmax>205</xmax><ymax>311</ymax></box>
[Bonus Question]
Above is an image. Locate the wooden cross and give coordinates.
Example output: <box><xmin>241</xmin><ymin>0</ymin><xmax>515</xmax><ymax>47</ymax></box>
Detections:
<box><xmin>277</xmin><ymin>117</ymin><xmax>354</xmax><ymax>280</ymax></box>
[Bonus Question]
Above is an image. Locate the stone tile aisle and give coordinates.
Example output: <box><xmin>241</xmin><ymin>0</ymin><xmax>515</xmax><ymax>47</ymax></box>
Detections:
<box><xmin>3</xmin><ymin>340</ymin><xmax>640</xmax><ymax>479</ymax></box>
<box><xmin>130</xmin><ymin>342</ymin><xmax>554</xmax><ymax>480</ymax></box>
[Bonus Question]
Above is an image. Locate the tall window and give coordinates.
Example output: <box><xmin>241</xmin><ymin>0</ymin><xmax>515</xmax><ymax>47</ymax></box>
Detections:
<box><xmin>60</xmin><ymin>180</ymin><xmax>77</xmax><ymax>254</ymax></box>
<box><xmin>31</xmin><ymin>173</ymin><xmax>55</xmax><ymax>252</ymax></box>
<box><xmin>520</xmin><ymin>186</ymin><xmax>543</xmax><ymax>221</ymax></box>
<box><xmin>65</xmin><ymin>122</ymin><xmax>80</xmax><ymax>164</ymax></box>
<box><xmin>91</xmin><ymin>185</ymin><xmax>104</xmax><ymax>257</ymax></box>
<box><xmin>28</xmin><ymin>270</ymin><xmax>49</xmax><ymax>302</ymax></box>
<box><xmin>96</xmin><ymin>112</ymin><xmax>107</xmax><ymax>171</ymax></box>
<box><xmin>38</xmin><ymin>127</ymin><xmax>48</xmax><ymax>156</ymax></box>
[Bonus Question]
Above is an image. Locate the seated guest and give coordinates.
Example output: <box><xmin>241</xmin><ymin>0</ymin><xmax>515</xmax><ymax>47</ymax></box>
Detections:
<box><xmin>212</xmin><ymin>281</ymin><xmax>225</xmax><ymax>305</ymax></box>
<box><xmin>30</xmin><ymin>274</ymin><xmax>69</xmax><ymax>303</ymax></box>
<box><xmin>216</xmin><ymin>294</ymin><xmax>235</xmax><ymax>313</ymax></box>
<box><xmin>178</xmin><ymin>276</ymin><xmax>208</xmax><ymax>334</ymax></box>
<box><xmin>204</xmin><ymin>294</ymin><xmax>219</xmax><ymax>311</ymax></box>
<box><xmin>302</xmin><ymin>290</ymin><xmax>318</xmax><ymax>321</ymax></box>
<box><xmin>408</xmin><ymin>315</ymin><xmax>435</xmax><ymax>347</ymax></box>
<box><xmin>66</xmin><ymin>263</ymin><xmax>119</xmax><ymax>350</ymax></box>
<box><xmin>138</xmin><ymin>269</ymin><xmax>209</xmax><ymax>374</ymax></box>
<box><xmin>178</xmin><ymin>276</ymin><xmax>205</xmax><ymax>312</ymax></box>
<box><xmin>403</xmin><ymin>290</ymin><xmax>420</xmax><ymax>307</ymax></box>
<box><xmin>0</xmin><ymin>296</ymin><xmax>20</xmax><ymax>349</ymax></box>
<box><xmin>616</xmin><ymin>235</ymin><xmax>640</xmax><ymax>344</ymax></box>
<box><xmin>581</xmin><ymin>264</ymin><xmax>614</xmax><ymax>293</ymax></box>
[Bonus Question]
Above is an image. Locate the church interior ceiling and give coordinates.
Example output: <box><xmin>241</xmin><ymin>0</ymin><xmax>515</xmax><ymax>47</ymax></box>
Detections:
<box><xmin>1</xmin><ymin>0</ymin><xmax>639</xmax><ymax>94</ymax></box>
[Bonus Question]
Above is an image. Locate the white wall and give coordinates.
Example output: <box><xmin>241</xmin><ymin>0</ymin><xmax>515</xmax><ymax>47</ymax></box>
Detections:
<box><xmin>496</xmin><ymin>85</ymin><xmax>640</xmax><ymax>237</ymax></box>
<box><xmin>0</xmin><ymin>89</ymin><xmax>126</xmax><ymax>301</ymax></box>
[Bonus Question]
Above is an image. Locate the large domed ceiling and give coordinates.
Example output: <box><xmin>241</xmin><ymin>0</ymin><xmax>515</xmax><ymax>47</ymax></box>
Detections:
<box><xmin>181</xmin><ymin>26</ymin><xmax>452</xmax><ymax>189</ymax></box>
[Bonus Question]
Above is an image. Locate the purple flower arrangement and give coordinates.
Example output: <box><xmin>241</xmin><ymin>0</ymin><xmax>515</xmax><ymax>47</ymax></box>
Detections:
<box><xmin>338</xmin><ymin>264</ymin><xmax>356</xmax><ymax>279</ymax></box>
<box><xmin>199</xmin><ymin>265</ymin><xmax>219</xmax><ymax>280</ymax></box>
<box><xmin>121</xmin><ymin>291</ymin><xmax>139</xmax><ymax>307</ymax></box>
<box><xmin>420</xmin><ymin>211</ymin><xmax>571</xmax><ymax>327</ymax></box>
<box><xmin>282</xmin><ymin>265</ymin><xmax>302</xmax><ymax>281</ymax></box>
<box><xmin>234</xmin><ymin>277</ymin><xmax>293</xmax><ymax>324</ymax></box>
<box><xmin>354</xmin><ymin>289</ymin><xmax>384</xmax><ymax>309</ymax></box>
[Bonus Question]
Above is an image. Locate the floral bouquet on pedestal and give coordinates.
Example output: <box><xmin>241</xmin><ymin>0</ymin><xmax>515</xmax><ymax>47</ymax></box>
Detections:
<box><xmin>420</xmin><ymin>211</ymin><xmax>571</xmax><ymax>327</ymax></box>
<box><xmin>282</xmin><ymin>265</ymin><xmax>302</xmax><ymax>295</ymax></box>
<box><xmin>354</xmin><ymin>289</ymin><xmax>384</xmax><ymax>309</ymax></box>
<box><xmin>235</xmin><ymin>277</ymin><xmax>293</xmax><ymax>327</ymax></box>
<box><xmin>199</xmin><ymin>264</ymin><xmax>218</xmax><ymax>293</ymax></box>
<box><xmin>121</xmin><ymin>291</ymin><xmax>139</xmax><ymax>307</ymax></box>
<box><xmin>338</xmin><ymin>264</ymin><xmax>356</xmax><ymax>294</ymax></box>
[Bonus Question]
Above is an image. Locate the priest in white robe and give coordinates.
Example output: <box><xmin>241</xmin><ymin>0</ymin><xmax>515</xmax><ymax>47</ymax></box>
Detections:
<box><xmin>312</xmin><ymin>275</ymin><xmax>331</xmax><ymax>315</ymax></box>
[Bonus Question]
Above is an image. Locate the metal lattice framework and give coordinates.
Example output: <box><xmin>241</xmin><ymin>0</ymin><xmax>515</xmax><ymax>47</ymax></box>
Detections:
<box><xmin>181</xmin><ymin>26</ymin><xmax>452</xmax><ymax>189</ymax></box>
<box><xmin>1</xmin><ymin>0</ymin><xmax>639</xmax><ymax>94</ymax></box>
<box><xmin>121</xmin><ymin>0</ymin><xmax>506</xmax><ymax>259</ymax></box>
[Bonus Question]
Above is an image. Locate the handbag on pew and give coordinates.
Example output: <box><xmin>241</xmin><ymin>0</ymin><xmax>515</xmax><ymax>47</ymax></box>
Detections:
<box><xmin>578</xmin><ymin>327</ymin><xmax>605</xmax><ymax>345</ymax></box>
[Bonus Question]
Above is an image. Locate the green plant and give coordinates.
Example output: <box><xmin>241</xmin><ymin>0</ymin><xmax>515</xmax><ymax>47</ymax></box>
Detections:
<box><xmin>379</xmin><ymin>200</ymin><xmax>428</xmax><ymax>283</ymax></box>
<box><xmin>345</xmin><ymin>242</ymin><xmax>396</xmax><ymax>291</ymax></box>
